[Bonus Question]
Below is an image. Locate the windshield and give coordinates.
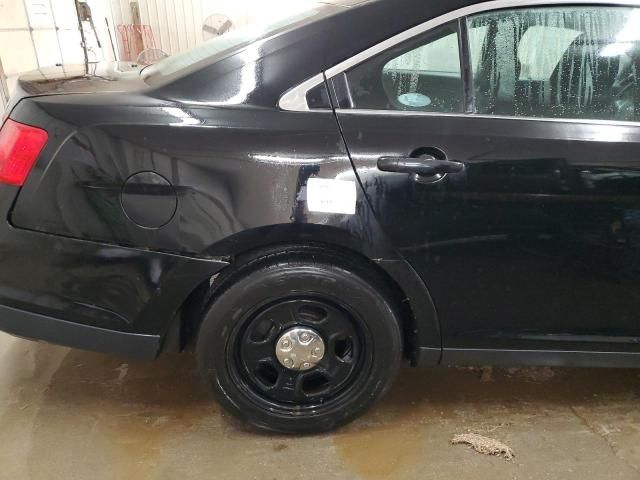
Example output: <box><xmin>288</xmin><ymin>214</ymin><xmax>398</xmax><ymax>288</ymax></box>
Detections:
<box><xmin>141</xmin><ymin>3</ymin><xmax>325</xmax><ymax>85</ymax></box>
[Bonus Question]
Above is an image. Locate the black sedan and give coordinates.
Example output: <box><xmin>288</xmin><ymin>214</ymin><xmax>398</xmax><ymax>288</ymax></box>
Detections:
<box><xmin>0</xmin><ymin>0</ymin><xmax>639</xmax><ymax>432</ymax></box>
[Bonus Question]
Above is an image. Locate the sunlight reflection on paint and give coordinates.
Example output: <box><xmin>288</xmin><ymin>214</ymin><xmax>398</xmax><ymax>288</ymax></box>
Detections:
<box><xmin>162</xmin><ymin>107</ymin><xmax>201</xmax><ymax>126</ymax></box>
<box><xmin>222</xmin><ymin>43</ymin><xmax>263</xmax><ymax>105</ymax></box>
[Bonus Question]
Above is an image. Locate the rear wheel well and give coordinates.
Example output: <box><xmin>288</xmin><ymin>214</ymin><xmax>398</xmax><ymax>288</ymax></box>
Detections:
<box><xmin>177</xmin><ymin>242</ymin><xmax>417</xmax><ymax>361</ymax></box>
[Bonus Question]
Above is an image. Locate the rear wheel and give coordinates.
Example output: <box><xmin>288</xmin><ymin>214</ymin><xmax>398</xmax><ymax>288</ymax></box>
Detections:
<box><xmin>196</xmin><ymin>248</ymin><xmax>403</xmax><ymax>433</ymax></box>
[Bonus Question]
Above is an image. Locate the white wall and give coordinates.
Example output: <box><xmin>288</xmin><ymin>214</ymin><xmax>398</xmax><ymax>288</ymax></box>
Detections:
<box><xmin>107</xmin><ymin>0</ymin><xmax>317</xmax><ymax>58</ymax></box>
<box><xmin>0</xmin><ymin>57</ymin><xmax>8</xmax><ymax>111</ymax></box>
<box><xmin>0</xmin><ymin>0</ymin><xmax>317</xmax><ymax>109</ymax></box>
<box><xmin>84</xmin><ymin>0</ymin><xmax>119</xmax><ymax>62</ymax></box>
<box><xmin>0</xmin><ymin>0</ymin><xmax>85</xmax><ymax>101</ymax></box>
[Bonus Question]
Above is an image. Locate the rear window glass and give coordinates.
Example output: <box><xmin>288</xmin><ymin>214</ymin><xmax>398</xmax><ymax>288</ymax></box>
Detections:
<box><xmin>142</xmin><ymin>5</ymin><xmax>325</xmax><ymax>85</ymax></box>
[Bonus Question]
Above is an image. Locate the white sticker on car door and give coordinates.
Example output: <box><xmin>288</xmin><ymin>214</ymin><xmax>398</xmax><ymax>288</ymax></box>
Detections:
<box><xmin>306</xmin><ymin>178</ymin><xmax>356</xmax><ymax>215</ymax></box>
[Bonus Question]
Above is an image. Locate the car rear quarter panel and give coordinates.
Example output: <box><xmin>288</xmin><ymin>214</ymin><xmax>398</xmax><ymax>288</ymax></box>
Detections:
<box><xmin>6</xmin><ymin>92</ymin><xmax>442</xmax><ymax>358</ymax></box>
<box><xmin>4</xmin><ymin>0</ymin><xmax>465</xmax><ymax>356</ymax></box>
<box><xmin>11</xmin><ymin>96</ymin><xmax>364</xmax><ymax>254</ymax></box>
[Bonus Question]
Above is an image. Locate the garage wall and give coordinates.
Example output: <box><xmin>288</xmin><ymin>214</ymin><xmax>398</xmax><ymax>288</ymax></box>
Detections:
<box><xmin>0</xmin><ymin>0</ymin><xmax>87</xmax><ymax>100</ymax></box>
<box><xmin>108</xmin><ymin>0</ymin><xmax>317</xmax><ymax>58</ymax></box>
<box><xmin>0</xmin><ymin>58</ymin><xmax>8</xmax><ymax>111</ymax></box>
<box><xmin>1</xmin><ymin>0</ymin><xmax>316</xmax><ymax>111</ymax></box>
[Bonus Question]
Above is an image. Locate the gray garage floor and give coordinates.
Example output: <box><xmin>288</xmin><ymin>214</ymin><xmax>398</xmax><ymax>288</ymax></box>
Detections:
<box><xmin>1</xmin><ymin>332</ymin><xmax>639</xmax><ymax>480</ymax></box>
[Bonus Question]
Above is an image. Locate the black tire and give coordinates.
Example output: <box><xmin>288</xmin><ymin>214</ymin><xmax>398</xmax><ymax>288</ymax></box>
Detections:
<box><xmin>195</xmin><ymin>247</ymin><xmax>403</xmax><ymax>433</ymax></box>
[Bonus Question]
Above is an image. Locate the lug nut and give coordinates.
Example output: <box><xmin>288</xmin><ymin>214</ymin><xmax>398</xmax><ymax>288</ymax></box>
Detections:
<box><xmin>303</xmin><ymin>362</ymin><xmax>311</xmax><ymax>369</ymax></box>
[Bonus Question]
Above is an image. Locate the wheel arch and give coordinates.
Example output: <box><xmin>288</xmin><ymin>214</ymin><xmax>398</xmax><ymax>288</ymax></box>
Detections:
<box><xmin>166</xmin><ymin>224</ymin><xmax>441</xmax><ymax>365</ymax></box>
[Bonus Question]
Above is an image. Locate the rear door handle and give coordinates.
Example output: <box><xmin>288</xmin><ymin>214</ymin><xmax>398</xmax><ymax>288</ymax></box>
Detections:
<box><xmin>377</xmin><ymin>155</ymin><xmax>465</xmax><ymax>175</ymax></box>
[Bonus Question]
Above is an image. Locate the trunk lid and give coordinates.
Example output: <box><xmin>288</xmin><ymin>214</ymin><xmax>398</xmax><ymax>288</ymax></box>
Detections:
<box><xmin>4</xmin><ymin>62</ymin><xmax>145</xmax><ymax>118</ymax></box>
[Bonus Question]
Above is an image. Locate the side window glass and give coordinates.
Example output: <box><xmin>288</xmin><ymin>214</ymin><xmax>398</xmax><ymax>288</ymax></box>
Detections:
<box><xmin>468</xmin><ymin>7</ymin><xmax>640</xmax><ymax>122</ymax></box>
<box><xmin>344</xmin><ymin>22</ymin><xmax>463</xmax><ymax>112</ymax></box>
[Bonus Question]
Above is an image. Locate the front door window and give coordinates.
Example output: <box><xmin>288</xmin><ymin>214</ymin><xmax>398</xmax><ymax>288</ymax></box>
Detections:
<box><xmin>468</xmin><ymin>7</ymin><xmax>640</xmax><ymax>121</ymax></box>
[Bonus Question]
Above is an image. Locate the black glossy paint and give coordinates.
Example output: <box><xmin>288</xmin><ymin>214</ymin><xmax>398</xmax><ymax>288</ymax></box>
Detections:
<box><xmin>338</xmin><ymin>112</ymin><xmax>640</xmax><ymax>356</ymax></box>
<box><xmin>0</xmin><ymin>182</ymin><xmax>227</xmax><ymax>351</ymax></box>
<box><xmin>1</xmin><ymin>0</ymin><xmax>638</xmax><ymax>366</ymax></box>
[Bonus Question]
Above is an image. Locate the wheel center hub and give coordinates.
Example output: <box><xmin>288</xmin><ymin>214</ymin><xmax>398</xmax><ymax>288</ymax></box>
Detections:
<box><xmin>275</xmin><ymin>327</ymin><xmax>325</xmax><ymax>371</ymax></box>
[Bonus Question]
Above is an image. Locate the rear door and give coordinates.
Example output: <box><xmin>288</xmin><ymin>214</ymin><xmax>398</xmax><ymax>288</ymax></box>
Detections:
<box><xmin>331</xmin><ymin>3</ymin><xmax>640</xmax><ymax>359</ymax></box>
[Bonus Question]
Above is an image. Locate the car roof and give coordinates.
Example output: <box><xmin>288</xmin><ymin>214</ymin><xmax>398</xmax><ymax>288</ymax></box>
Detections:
<box><xmin>153</xmin><ymin>0</ymin><xmax>486</xmax><ymax>107</ymax></box>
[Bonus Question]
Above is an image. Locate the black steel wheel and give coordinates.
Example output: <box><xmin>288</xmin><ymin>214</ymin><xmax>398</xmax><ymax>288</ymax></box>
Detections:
<box><xmin>235</xmin><ymin>297</ymin><xmax>366</xmax><ymax>408</ymax></box>
<box><xmin>196</xmin><ymin>247</ymin><xmax>403</xmax><ymax>433</ymax></box>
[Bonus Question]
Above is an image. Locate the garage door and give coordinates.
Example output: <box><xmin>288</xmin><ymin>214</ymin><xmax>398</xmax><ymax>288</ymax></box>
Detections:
<box><xmin>0</xmin><ymin>0</ymin><xmax>85</xmax><ymax>103</ymax></box>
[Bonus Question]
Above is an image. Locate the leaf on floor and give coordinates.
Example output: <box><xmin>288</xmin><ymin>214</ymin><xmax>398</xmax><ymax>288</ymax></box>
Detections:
<box><xmin>451</xmin><ymin>433</ymin><xmax>515</xmax><ymax>460</ymax></box>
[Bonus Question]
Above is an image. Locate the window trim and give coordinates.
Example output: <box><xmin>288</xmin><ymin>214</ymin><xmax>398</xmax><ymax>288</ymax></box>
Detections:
<box><xmin>330</xmin><ymin>109</ymin><xmax>640</xmax><ymax>127</ymax></box>
<box><xmin>279</xmin><ymin>0</ymin><xmax>640</xmax><ymax>123</ymax></box>
<box><xmin>458</xmin><ymin>17</ymin><xmax>475</xmax><ymax>113</ymax></box>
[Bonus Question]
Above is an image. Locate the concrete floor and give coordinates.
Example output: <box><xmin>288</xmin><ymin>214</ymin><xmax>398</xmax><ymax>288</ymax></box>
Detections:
<box><xmin>1</xmin><ymin>333</ymin><xmax>640</xmax><ymax>480</ymax></box>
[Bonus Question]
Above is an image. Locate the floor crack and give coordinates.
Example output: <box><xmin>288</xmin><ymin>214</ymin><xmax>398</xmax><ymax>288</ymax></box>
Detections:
<box><xmin>569</xmin><ymin>405</ymin><xmax>639</xmax><ymax>474</ymax></box>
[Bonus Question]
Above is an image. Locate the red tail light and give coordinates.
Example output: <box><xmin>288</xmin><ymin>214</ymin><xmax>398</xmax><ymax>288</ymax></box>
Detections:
<box><xmin>0</xmin><ymin>119</ymin><xmax>48</xmax><ymax>186</ymax></box>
